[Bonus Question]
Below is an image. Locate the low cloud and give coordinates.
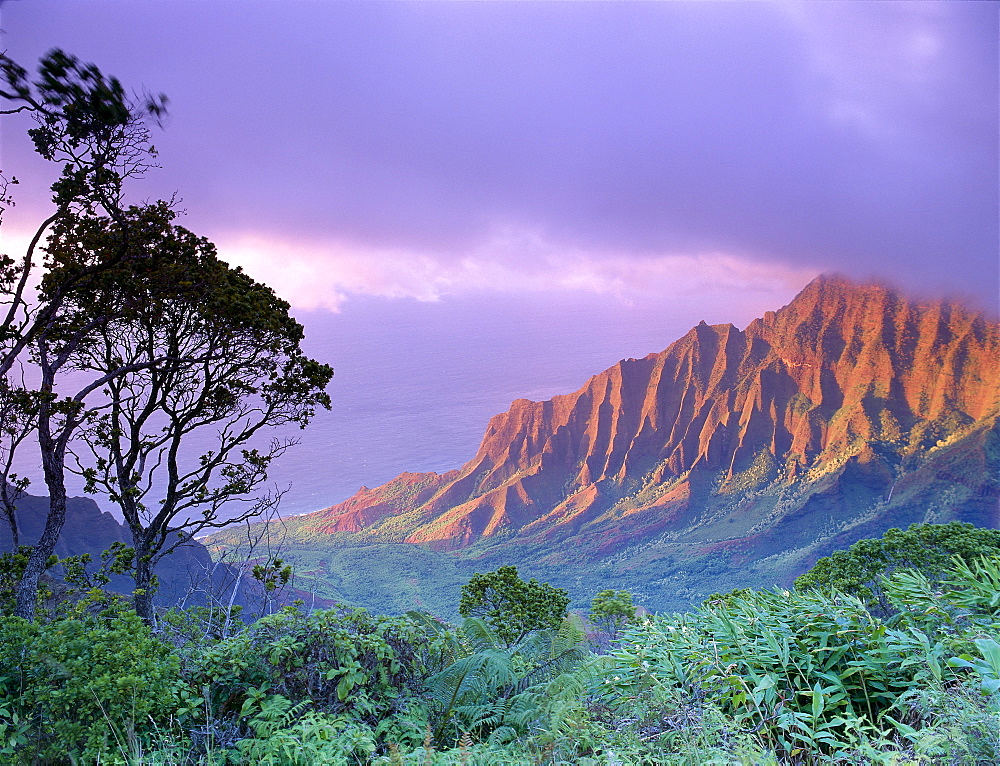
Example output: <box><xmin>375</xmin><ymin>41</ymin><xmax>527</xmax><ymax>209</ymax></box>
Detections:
<box><xmin>1</xmin><ymin>223</ymin><xmax>817</xmax><ymax>315</ymax></box>
<box><xmin>216</xmin><ymin>230</ymin><xmax>819</xmax><ymax>313</ymax></box>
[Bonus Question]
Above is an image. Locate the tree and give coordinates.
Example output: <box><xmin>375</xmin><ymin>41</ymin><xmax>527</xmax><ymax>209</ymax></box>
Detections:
<box><xmin>0</xmin><ymin>50</ymin><xmax>331</xmax><ymax>626</ymax></box>
<box><xmin>459</xmin><ymin>566</ymin><xmax>569</xmax><ymax>647</ymax></box>
<box><xmin>589</xmin><ymin>589</ymin><xmax>637</xmax><ymax>642</ymax></box>
<box><xmin>55</xmin><ymin>209</ymin><xmax>332</xmax><ymax>624</ymax></box>
<box><xmin>0</xmin><ymin>50</ymin><xmax>169</xmax><ymax>619</ymax></box>
<box><xmin>0</xmin><ymin>49</ymin><xmax>167</xmax><ymax>376</ymax></box>
<box><xmin>794</xmin><ymin>522</ymin><xmax>1000</xmax><ymax>614</ymax></box>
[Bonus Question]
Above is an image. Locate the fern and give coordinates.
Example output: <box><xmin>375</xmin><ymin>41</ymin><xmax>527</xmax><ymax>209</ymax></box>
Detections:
<box><xmin>458</xmin><ymin>616</ymin><xmax>506</xmax><ymax>652</ymax></box>
<box><xmin>510</xmin><ymin>615</ymin><xmax>589</xmax><ymax>696</ymax></box>
<box><xmin>237</xmin><ymin>693</ymin><xmax>377</xmax><ymax>765</ymax></box>
<box><xmin>425</xmin><ymin>615</ymin><xmax>590</xmax><ymax>746</ymax></box>
<box><xmin>245</xmin><ymin>694</ymin><xmax>311</xmax><ymax>738</ymax></box>
<box><xmin>426</xmin><ymin>648</ymin><xmax>518</xmax><ymax>741</ymax></box>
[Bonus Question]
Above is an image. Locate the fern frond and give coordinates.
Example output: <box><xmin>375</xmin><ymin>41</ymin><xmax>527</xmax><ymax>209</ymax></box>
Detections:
<box><xmin>460</xmin><ymin>617</ymin><xmax>504</xmax><ymax>651</ymax></box>
<box><xmin>427</xmin><ymin>647</ymin><xmax>518</xmax><ymax>741</ymax></box>
<box><xmin>247</xmin><ymin>694</ymin><xmax>311</xmax><ymax>738</ymax></box>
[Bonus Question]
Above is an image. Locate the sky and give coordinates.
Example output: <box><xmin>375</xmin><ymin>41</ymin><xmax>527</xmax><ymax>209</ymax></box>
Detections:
<box><xmin>0</xmin><ymin>1</ymin><xmax>997</xmax><ymax>514</ymax></box>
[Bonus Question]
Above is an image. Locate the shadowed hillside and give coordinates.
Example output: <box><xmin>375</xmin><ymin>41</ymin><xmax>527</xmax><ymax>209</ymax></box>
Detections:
<box><xmin>1</xmin><ymin>493</ymin><xmax>259</xmax><ymax>610</ymax></box>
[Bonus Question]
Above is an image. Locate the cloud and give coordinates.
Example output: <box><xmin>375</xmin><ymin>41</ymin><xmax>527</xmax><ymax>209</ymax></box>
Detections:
<box><xmin>216</xmin><ymin>229</ymin><xmax>819</xmax><ymax>313</ymax></box>
<box><xmin>783</xmin><ymin>2</ymin><xmax>960</xmax><ymax>141</ymax></box>
<box><xmin>1</xmin><ymin>2</ymin><xmax>994</xmax><ymax>308</ymax></box>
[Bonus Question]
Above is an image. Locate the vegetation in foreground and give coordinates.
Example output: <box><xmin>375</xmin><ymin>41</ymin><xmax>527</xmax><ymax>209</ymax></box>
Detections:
<box><xmin>0</xmin><ymin>526</ymin><xmax>998</xmax><ymax>764</ymax></box>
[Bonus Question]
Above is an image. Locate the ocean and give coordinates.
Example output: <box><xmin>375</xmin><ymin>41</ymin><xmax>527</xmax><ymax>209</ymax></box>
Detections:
<box><xmin>10</xmin><ymin>286</ymin><xmax>801</xmax><ymax>522</ymax></box>
<box><xmin>274</xmin><ymin>288</ymin><xmax>792</xmax><ymax>516</ymax></box>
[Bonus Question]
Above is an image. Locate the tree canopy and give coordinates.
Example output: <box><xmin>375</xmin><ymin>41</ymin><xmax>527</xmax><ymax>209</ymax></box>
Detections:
<box><xmin>0</xmin><ymin>49</ymin><xmax>169</xmax><ymax>619</ymax></box>
<box><xmin>0</xmin><ymin>49</ymin><xmax>331</xmax><ymax>622</ymax></box>
<box><xmin>459</xmin><ymin>565</ymin><xmax>569</xmax><ymax>646</ymax></box>
<box><xmin>589</xmin><ymin>589</ymin><xmax>637</xmax><ymax>641</ymax></box>
<box><xmin>59</xmin><ymin>207</ymin><xmax>332</xmax><ymax>622</ymax></box>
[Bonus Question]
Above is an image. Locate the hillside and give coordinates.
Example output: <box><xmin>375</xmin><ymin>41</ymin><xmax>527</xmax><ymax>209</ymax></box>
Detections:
<box><xmin>208</xmin><ymin>276</ymin><xmax>1000</xmax><ymax>613</ymax></box>
<box><xmin>0</xmin><ymin>493</ymin><xmax>259</xmax><ymax>610</ymax></box>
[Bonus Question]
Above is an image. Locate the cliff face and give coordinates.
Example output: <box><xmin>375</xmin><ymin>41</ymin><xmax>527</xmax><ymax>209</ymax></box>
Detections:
<box><xmin>311</xmin><ymin>276</ymin><xmax>998</xmax><ymax>559</ymax></box>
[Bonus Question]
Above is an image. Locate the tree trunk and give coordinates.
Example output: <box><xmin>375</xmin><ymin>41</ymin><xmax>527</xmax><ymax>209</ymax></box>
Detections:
<box><xmin>132</xmin><ymin>544</ymin><xmax>157</xmax><ymax>626</ymax></box>
<box><xmin>14</xmin><ymin>401</ymin><xmax>67</xmax><ymax>620</ymax></box>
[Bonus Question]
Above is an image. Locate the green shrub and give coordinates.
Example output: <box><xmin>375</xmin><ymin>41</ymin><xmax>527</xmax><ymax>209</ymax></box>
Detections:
<box><xmin>896</xmin><ymin>677</ymin><xmax>1000</xmax><ymax>763</ymax></box>
<box><xmin>0</xmin><ymin>612</ymin><xmax>186</xmax><ymax>762</ymax></box>
<box><xmin>192</xmin><ymin>605</ymin><xmax>446</xmax><ymax>745</ymax></box>
<box><xmin>602</xmin><ymin>589</ymin><xmax>921</xmax><ymax>759</ymax></box>
<box><xmin>581</xmin><ymin>682</ymin><xmax>777</xmax><ymax>766</ymax></box>
<box><xmin>795</xmin><ymin>522</ymin><xmax>1000</xmax><ymax>614</ymax></box>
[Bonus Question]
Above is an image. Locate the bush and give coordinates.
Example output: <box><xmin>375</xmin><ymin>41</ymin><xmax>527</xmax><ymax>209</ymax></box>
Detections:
<box><xmin>602</xmin><ymin>589</ymin><xmax>923</xmax><ymax>759</ymax></box>
<box><xmin>0</xmin><ymin>612</ymin><xmax>186</xmax><ymax>762</ymax></box>
<box><xmin>897</xmin><ymin>676</ymin><xmax>1000</xmax><ymax>763</ymax></box>
<box><xmin>795</xmin><ymin>522</ymin><xmax>1000</xmax><ymax>614</ymax></box>
<box><xmin>192</xmin><ymin>605</ymin><xmax>448</xmax><ymax>748</ymax></box>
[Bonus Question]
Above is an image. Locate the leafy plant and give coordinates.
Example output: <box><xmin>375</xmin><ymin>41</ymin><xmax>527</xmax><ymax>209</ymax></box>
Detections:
<box><xmin>602</xmin><ymin>589</ymin><xmax>922</xmax><ymax>758</ymax></box>
<box><xmin>795</xmin><ymin>522</ymin><xmax>1000</xmax><ymax>614</ymax></box>
<box><xmin>0</xmin><ymin>611</ymin><xmax>186</xmax><ymax>761</ymax></box>
<box><xmin>192</xmin><ymin>604</ymin><xmax>444</xmax><ymax>740</ymax></box>
<box><xmin>948</xmin><ymin>638</ymin><xmax>1000</xmax><ymax>696</ymax></box>
<box><xmin>896</xmin><ymin>676</ymin><xmax>1000</xmax><ymax>763</ymax></box>
<box><xmin>942</xmin><ymin>555</ymin><xmax>1000</xmax><ymax>617</ymax></box>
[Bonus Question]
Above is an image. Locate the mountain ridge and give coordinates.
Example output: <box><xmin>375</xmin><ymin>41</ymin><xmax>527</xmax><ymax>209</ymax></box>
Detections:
<box><xmin>309</xmin><ymin>275</ymin><xmax>998</xmax><ymax>551</ymax></box>
<box><xmin>208</xmin><ymin>275</ymin><xmax>999</xmax><ymax>613</ymax></box>
<box><xmin>1</xmin><ymin>493</ymin><xmax>264</xmax><ymax>611</ymax></box>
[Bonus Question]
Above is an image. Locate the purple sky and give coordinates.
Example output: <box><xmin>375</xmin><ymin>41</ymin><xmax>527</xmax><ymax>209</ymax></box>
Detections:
<box><xmin>1</xmin><ymin>2</ymin><xmax>998</xmax><ymax>513</ymax></box>
<box><xmin>1</xmin><ymin>1</ymin><xmax>996</xmax><ymax>311</ymax></box>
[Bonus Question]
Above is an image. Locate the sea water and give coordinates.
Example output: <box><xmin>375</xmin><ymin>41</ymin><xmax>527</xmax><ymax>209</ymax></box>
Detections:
<box><xmin>10</xmin><ymin>287</ymin><xmax>797</xmax><ymax>523</ymax></box>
